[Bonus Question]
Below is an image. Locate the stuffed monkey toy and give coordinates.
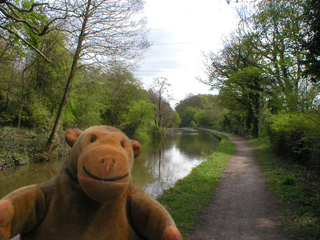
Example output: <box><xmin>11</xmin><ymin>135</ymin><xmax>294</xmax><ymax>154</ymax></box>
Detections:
<box><xmin>0</xmin><ymin>126</ymin><xmax>182</xmax><ymax>240</ymax></box>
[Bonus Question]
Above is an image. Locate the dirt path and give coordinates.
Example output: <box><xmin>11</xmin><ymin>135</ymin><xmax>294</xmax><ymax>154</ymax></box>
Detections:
<box><xmin>189</xmin><ymin>132</ymin><xmax>285</xmax><ymax>240</ymax></box>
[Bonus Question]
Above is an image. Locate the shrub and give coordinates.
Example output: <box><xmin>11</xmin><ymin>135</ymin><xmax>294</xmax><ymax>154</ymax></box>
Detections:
<box><xmin>266</xmin><ymin>112</ymin><xmax>320</xmax><ymax>171</ymax></box>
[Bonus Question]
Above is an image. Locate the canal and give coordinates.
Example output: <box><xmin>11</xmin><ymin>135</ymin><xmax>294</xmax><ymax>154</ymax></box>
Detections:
<box><xmin>0</xmin><ymin>128</ymin><xmax>219</xmax><ymax>198</ymax></box>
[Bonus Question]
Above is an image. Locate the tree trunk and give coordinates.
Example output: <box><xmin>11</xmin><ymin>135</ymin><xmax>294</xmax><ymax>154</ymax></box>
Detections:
<box><xmin>17</xmin><ymin>65</ymin><xmax>30</xmax><ymax>128</ymax></box>
<box><xmin>45</xmin><ymin>0</ymin><xmax>92</xmax><ymax>152</ymax></box>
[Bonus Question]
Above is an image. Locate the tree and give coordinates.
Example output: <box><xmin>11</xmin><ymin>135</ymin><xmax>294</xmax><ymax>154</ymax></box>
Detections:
<box><xmin>201</xmin><ymin>31</ymin><xmax>260</xmax><ymax>90</ymax></box>
<box><xmin>176</xmin><ymin>94</ymin><xmax>223</xmax><ymax>127</ymax></box>
<box><xmin>0</xmin><ymin>39</ymin><xmax>21</xmax><ymax>124</ymax></box>
<box><xmin>0</xmin><ymin>0</ymin><xmax>149</xmax><ymax>151</ymax></box>
<box><xmin>220</xmin><ymin>67</ymin><xmax>269</xmax><ymax>138</ymax></box>
<box><xmin>148</xmin><ymin>77</ymin><xmax>174</xmax><ymax>129</ymax></box>
<box><xmin>122</xmin><ymin>100</ymin><xmax>155</xmax><ymax>138</ymax></box>
<box><xmin>101</xmin><ymin>61</ymin><xmax>148</xmax><ymax>127</ymax></box>
<box><xmin>43</xmin><ymin>0</ymin><xmax>149</xmax><ymax>151</ymax></box>
<box><xmin>0</xmin><ymin>1</ymin><xmax>59</xmax><ymax>127</ymax></box>
<box><xmin>0</xmin><ymin>0</ymin><xmax>65</xmax><ymax>62</ymax></box>
<box><xmin>204</xmin><ymin>0</ymin><xmax>316</xmax><ymax>113</ymax></box>
<box><xmin>304</xmin><ymin>0</ymin><xmax>320</xmax><ymax>82</ymax></box>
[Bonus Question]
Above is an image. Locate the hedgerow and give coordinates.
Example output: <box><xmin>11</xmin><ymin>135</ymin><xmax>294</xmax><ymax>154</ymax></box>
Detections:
<box><xmin>266</xmin><ymin>112</ymin><xmax>320</xmax><ymax>173</ymax></box>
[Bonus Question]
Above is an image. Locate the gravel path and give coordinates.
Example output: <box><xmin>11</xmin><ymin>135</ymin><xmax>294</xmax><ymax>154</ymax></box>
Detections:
<box><xmin>189</xmin><ymin>132</ymin><xmax>285</xmax><ymax>240</ymax></box>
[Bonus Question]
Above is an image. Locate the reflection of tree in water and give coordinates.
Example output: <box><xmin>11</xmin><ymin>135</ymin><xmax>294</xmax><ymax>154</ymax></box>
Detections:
<box><xmin>132</xmin><ymin>139</ymin><xmax>177</xmax><ymax>197</ymax></box>
<box><xmin>175</xmin><ymin>129</ymin><xmax>219</xmax><ymax>157</ymax></box>
<box><xmin>146</xmin><ymin>140</ymin><xmax>176</xmax><ymax>197</ymax></box>
<box><xmin>132</xmin><ymin>130</ymin><xmax>220</xmax><ymax>197</ymax></box>
<box><xmin>131</xmin><ymin>140</ymin><xmax>161</xmax><ymax>190</ymax></box>
<box><xmin>1</xmin><ymin>130</ymin><xmax>220</xmax><ymax>199</ymax></box>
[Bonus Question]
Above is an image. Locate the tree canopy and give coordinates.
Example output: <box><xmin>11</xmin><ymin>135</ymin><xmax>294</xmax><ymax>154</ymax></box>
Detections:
<box><xmin>201</xmin><ymin>0</ymin><xmax>319</xmax><ymax>138</ymax></box>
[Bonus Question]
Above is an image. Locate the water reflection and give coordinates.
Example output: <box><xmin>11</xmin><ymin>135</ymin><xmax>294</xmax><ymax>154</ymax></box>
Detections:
<box><xmin>0</xmin><ymin>129</ymin><xmax>219</xmax><ymax>198</ymax></box>
<box><xmin>0</xmin><ymin>161</ymin><xmax>62</xmax><ymax>198</ymax></box>
<box><xmin>131</xmin><ymin>128</ymin><xmax>219</xmax><ymax>197</ymax></box>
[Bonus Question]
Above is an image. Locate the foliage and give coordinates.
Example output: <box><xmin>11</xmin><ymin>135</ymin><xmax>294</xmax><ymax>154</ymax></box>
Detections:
<box><xmin>157</xmin><ymin>131</ymin><xmax>236</xmax><ymax>238</ymax></box>
<box><xmin>150</xmin><ymin>124</ymin><xmax>162</xmax><ymax>139</ymax></box>
<box><xmin>28</xmin><ymin>99</ymin><xmax>53</xmax><ymax>128</ymax></box>
<box><xmin>250</xmin><ymin>0</ymin><xmax>310</xmax><ymax>112</ymax></box>
<box><xmin>101</xmin><ymin>62</ymin><xmax>148</xmax><ymax>127</ymax></box>
<box><xmin>0</xmin><ymin>0</ymin><xmax>150</xmax><ymax>151</ymax></box>
<box><xmin>0</xmin><ymin>0</ymin><xmax>52</xmax><ymax>61</ymax></box>
<box><xmin>220</xmin><ymin>67</ymin><xmax>270</xmax><ymax>138</ymax></box>
<box><xmin>266</xmin><ymin>112</ymin><xmax>320</xmax><ymax>171</ymax></box>
<box><xmin>0</xmin><ymin>127</ymin><xmax>68</xmax><ymax>168</ymax></box>
<box><xmin>0</xmin><ymin>43</ymin><xmax>161</xmax><ymax>138</ymax></box>
<box><xmin>250</xmin><ymin>137</ymin><xmax>320</xmax><ymax>239</ymax></box>
<box><xmin>165</xmin><ymin>111</ymin><xmax>181</xmax><ymax>129</ymax></box>
<box><xmin>201</xmin><ymin>0</ymin><xmax>319</xmax><ymax>139</ymax></box>
<box><xmin>121</xmin><ymin>100</ymin><xmax>155</xmax><ymax>138</ymax></box>
<box><xmin>176</xmin><ymin>94</ymin><xmax>223</xmax><ymax>127</ymax></box>
<box><xmin>304</xmin><ymin>0</ymin><xmax>320</xmax><ymax>82</ymax></box>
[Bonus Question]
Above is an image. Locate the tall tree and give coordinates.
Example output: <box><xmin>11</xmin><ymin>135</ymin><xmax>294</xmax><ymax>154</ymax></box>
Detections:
<box><xmin>148</xmin><ymin>77</ymin><xmax>173</xmax><ymax>129</ymax></box>
<box><xmin>100</xmin><ymin>61</ymin><xmax>147</xmax><ymax>127</ymax></box>
<box><xmin>0</xmin><ymin>0</ymin><xmax>149</xmax><ymax>151</ymax></box>
<box><xmin>304</xmin><ymin>0</ymin><xmax>320</xmax><ymax>82</ymax></box>
<box><xmin>201</xmin><ymin>31</ymin><xmax>259</xmax><ymax>90</ymax></box>
<box><xmin>204</xmin><ymin>0</ymin><xmax>314</xmax><ymax>113</ymax></box>
<box><xmin>247</xmin><ymin>0</ymin><xmax>309</xmax><ymax>111</ymax></box>
<box><xmin>43</xmin><ymin>0</ymin><xmax>149</xmax><ymax>151</ymax></box>
<box><xmin>0</xmin><ymin>40</ymin><xmax>21</xmax><ymax>124</ymax></box>
<box><xmin>220</xmin><ymin>67</ymin><xmax>269</xmax><ymax>138</ymax></box>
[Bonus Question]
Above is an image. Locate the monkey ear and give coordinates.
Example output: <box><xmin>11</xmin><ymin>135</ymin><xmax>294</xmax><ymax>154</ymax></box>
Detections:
<box><xmin>130</xmin><ymin>140</ymin><xmax>142</xmax><ymax>158</ymax></box>
<box><xmin>65</xmin><ymin>129</ymin><xmax>83</xmax><ymax>147</ymax></box>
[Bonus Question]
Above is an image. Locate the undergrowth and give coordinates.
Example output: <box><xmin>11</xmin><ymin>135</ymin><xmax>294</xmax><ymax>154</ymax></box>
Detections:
<box><xmin>249</xmin><ymin>137</ymin><xmax>320</xmax><ymax>240</ymax></box>
<box><xmin>156</xmin><ymin>131</ymin><xmax>236</xmax><ymax>238</ymax></box>
<box><xmin>0</xmin><ymin>127</ymin><xmax>68</xmax><ymax>168</ymax></box>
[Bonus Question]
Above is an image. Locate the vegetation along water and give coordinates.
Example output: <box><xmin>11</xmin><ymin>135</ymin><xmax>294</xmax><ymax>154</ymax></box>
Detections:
<box><xmin>0</xmin><ymin>128</ymin><xmax>219</xmax><ymax>199</ymax></box>
<box><xmin>1</xmin><ymin>0</ymin><xmax>320</xmax><ymax>239</ymax></box>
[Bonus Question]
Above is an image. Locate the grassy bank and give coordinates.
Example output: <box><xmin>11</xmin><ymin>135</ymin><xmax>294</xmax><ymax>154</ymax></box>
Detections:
<box><xmin>156</xmin><ymin>131</ymin><xmax>236</xmax><ymax>238</ymax></box>
<box><xmin>249</xmin><ymin>137</ymin><xmax>320</xmax><ymax>240</ymax></box>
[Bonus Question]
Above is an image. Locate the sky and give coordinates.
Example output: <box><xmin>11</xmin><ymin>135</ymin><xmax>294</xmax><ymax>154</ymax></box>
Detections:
<box><xmin>135</xmin><ymin>0</ymin><xmax>242</xmax><ymax>108</ymax></box>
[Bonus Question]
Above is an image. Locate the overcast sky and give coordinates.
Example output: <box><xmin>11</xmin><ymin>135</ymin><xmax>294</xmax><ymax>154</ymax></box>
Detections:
<box><xmin>135</xmin><ymin>0</ymin><xmax>241</xmax><ymax>107</ymax></box>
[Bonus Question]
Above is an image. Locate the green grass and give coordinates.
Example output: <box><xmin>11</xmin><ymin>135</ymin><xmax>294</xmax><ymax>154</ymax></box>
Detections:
<box><xmin>249</xmin><ymin>137</ymin><xmax>320</xmax><ymax>240</ymax></box>
<box><xmin>156</xmin><ymin>132</ymin><xmax>236</xmax><ymax>238</ymax></box>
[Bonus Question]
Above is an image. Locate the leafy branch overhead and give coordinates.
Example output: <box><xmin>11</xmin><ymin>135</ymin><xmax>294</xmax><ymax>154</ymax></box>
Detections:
<box><xmin>0</xmin><ymin>0</ymin><xmax>150</xmax><ymax>153</ymax></box>
<box><xmin>0</xmin><ymin>1</ymin><xmax>67</xmax><ymax>62</ymax></box>
<box><xmin>0</xmin><ymin>0</ymin><xmax>149</xmax><ymax>63</ymax></box>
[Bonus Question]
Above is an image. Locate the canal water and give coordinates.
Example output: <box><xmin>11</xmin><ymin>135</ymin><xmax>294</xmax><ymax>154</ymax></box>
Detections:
<box><xmin>0</xmin><ymin>128</ymin><xmax>219</xmax><ymax>198</ymax></box>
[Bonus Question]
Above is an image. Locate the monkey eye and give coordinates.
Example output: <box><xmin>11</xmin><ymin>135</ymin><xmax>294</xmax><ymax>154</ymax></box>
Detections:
<box><xmin>121</xmin><ymin>141</ymin><xmax>125</xmax><ymax>148</ymax></box>
<box><xmin>91</xmin><ymin>136</ymin><xmax>97</xmax><ymax>142</ymax></box>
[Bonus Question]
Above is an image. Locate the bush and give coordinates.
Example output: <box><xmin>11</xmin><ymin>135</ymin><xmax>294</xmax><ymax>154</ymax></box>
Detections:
<box><xmin>266</xmin><ymin>112</ymin><xmax>320</xmax><ymax>171</ymax></box>
<box><xmin>150</xmin><ymin>125</ymin><xmax>161</xmax><ymax>139</ymax></box>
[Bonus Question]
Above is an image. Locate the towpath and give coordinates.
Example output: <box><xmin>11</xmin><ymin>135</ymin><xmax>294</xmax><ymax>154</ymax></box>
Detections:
<box><xmin>189</xmin><ymin>132</ymin><xmax>286</xmax><ymax>240</ymax></box>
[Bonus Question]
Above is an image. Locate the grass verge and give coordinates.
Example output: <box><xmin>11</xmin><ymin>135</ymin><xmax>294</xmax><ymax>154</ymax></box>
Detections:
<box><xmin>249</xmin><ymin>137</ymin><xmax>320</xmax><ymax>240</ymax></box>
<box><xmin>156</xmin><ymin>131</ymin><xmax>236</xmax><ymax>238</ymax></box>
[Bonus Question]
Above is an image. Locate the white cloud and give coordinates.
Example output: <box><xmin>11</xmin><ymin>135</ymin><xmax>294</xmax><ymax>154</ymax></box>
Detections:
<box><xmin>136</xmin><ymin>0</ymin><xmax>240</xmax><ymax>107</ymax></box>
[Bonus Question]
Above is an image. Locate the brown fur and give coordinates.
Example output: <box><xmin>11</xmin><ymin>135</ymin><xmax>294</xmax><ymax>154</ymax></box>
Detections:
<box><xmin>0</xmin><ymin>126</ymin><xmax>182</xmax><ymax>240</ymax></box>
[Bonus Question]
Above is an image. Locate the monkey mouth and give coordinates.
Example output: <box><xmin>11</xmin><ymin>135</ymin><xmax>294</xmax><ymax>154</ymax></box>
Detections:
<box><xmin>83</xmin><ymin>166</ymin><xmax>129</xmax><ymax>182</ymax></box>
